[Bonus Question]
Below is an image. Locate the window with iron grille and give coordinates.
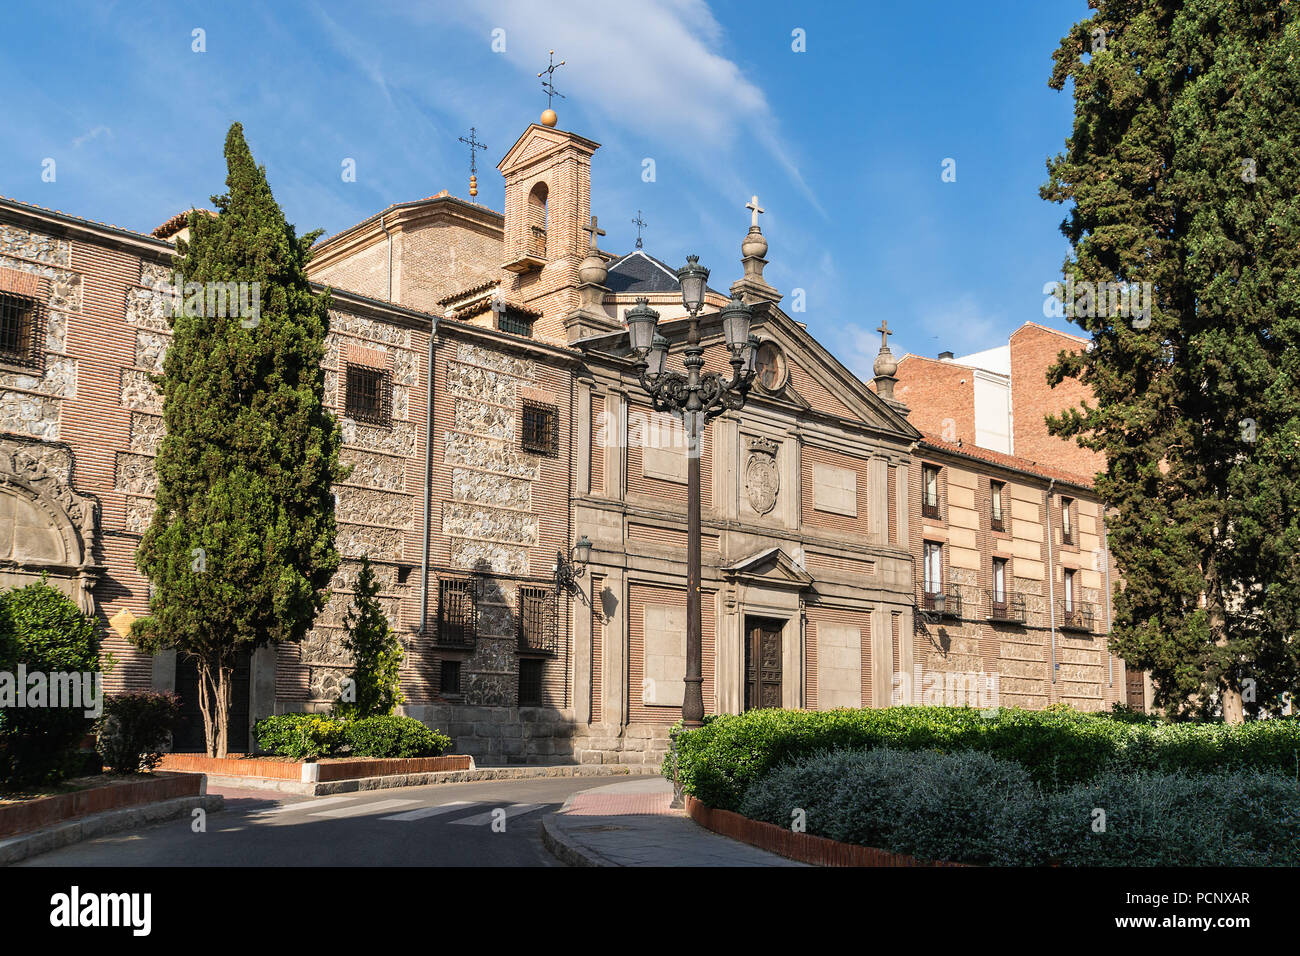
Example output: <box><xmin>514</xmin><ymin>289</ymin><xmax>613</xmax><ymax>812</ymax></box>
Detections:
<box><xmin>518</xmin><ymin>586</ymin><xmax>558</xmax><ymax>655</ymax></box>
<box><xmin>518</xmin><ymin>658</ymin><xmax>544</xmax><ymax>707</ymax></box>
<box><xmin>439</xmin><ymin>659</ymin><xmax>462</xmax><ymax>695</ymax></box>
<box><xmin>498</xmin><ymin>309</ymin><xmax>534</xmax><ymax>338</ymax></box>
<box><xmin>436</xmin><ymin>577</ymin><xmax>477</xmax><ymax>648</ymax></box>
<box><xmin>521</xmin><ymin>400</ymin><xmax>559</xmax><ymax>457</ymax></box>
<box><xmin>0</xmin><ymin>292</ymin><xmax>42</xmax><ymax>371</ymax></box>
<box><xmin>345</xmin><ymin>363</ymin><xmax>391</xmax><ymax>426</ymax></box>
<box><xmin>990</xmin><ymin>481</ymin><xmax>1005</xmax><ymax>532</ymax></box>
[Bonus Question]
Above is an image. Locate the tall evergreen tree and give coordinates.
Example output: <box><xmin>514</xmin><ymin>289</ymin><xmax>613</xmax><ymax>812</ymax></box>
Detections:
<box><xmin>133</xmin><ymin>123</ymin><xmax>344</xmax><ymax>755</ymax></box>
<box><xmin>1042</xmin><ymin>1</ymin><xmax>1300</xmax><ymax>720</ymax></box>
<box><xmin>335</xmin><ymin>556</ymin><xmax>405</xmax><ymax>719</ymax></box>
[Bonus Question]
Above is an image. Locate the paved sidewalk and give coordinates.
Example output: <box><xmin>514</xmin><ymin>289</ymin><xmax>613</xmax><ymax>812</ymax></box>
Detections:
<box><xmin>542</xmin><ymin>777</ymin><xmax>803</xmax><ymax>867</ymax></box>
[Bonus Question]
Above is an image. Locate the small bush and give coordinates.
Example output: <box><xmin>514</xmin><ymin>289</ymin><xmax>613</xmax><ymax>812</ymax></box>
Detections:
<box><xmin>254</xmin><ymin>713</ymin><xmax>344</xmax><ymax>761</ymax></box>
<box><xmin>737</xmin><ymin>748</ymin><xmax>1300</xmax><ymax>866</ymax></box>
<box><xmin>343</xmin><ymin>715</ymin><xmax>450</xmax><ymax>758</ymax></box>
<box><xmin>0</xmin><ymin>582</ymin><xmax>103</xmax><ymax>787</ymax></box>
<box><xmin>96</xmin><ymin>691</ymin><xmax>182</xmax><ymax>774</ymax></box>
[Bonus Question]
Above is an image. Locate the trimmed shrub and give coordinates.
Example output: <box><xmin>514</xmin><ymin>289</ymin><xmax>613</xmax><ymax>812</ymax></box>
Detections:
<box><xmin>254</xmin><ymin>713</ymin><xmax>345</xmax><ymax>761</ymax></box>
<box><xmin>343</xmin><ymin>715</ymin><xmax>450</xmax><ymax>758</ymax></box>
<box><xmin>670</xmin><ymin>705</ymin><xmax>1300</xmax><ymax>810</ymax></box>
<box><xmin>254</xmin><ymin>713</ymin><xmax>450</xmax><ymax>760</ymax></box>
<box><xmin>0</xmin><ymin>582</ymin><xmax>104</xmax><ymax>787</ymax></box>
<box><xmin>737</xmin><ymin>747</ymin><xmax>1300</xmax><ymax>866</ymax></box>
<box><xmin>96</xmin><ymin>691</ymin><xmax>182</xmax><ymax>774</ymax></box>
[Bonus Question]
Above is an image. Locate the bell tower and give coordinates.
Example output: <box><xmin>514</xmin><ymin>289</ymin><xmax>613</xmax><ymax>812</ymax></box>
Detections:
<box><xmin>497</xmin><ymin>122</ymin><xmax>600</xmax><ymax>339</ymax></box>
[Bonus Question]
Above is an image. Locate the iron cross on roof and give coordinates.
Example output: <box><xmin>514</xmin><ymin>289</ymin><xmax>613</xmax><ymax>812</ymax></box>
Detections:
<box><xmin>538</xmin><ymin>50</ymin><xmax>566</xmax><ymax>107</ymax></box>
<box><xmin>583</xmin><ymin>215</ymin><xmax>606</xmax><ymax>253</ymax></box>
<box><xmin>632</xmin><ymin>210</ymin><xmax>647</xmax><ymax>249</ymax></box>
<box><xmin>457</xmin><ymin>127</ymin><xmax>487</xmax><ymax>176</ymax></box>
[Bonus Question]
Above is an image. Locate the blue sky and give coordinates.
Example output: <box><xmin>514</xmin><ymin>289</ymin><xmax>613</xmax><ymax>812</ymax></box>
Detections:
<box><xmin>0</xmin><ymin>0</ymin><xmax>1088</xmax><ymax>377</ymax></box>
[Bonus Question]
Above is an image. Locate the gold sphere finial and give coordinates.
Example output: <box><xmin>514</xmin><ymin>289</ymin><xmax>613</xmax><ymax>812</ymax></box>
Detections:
<box><xmin>541</xmin><ymin>108</ymin><xmax>558</xmax><ymax>128</ymax></box>
<box><xmin>469</xmin><ymin>174</ymin><xmax>478</xmax><ymax>197</ymax></box>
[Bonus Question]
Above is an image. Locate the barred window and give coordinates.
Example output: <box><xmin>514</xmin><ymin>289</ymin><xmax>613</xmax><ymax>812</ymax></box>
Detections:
<box><xmin>498</xmin><ymin>309</ymin><xmax>534</xmax><ymax>338</ymax></box>
<box><xmin>439</xmin><ymin>659</ymin><xmax>462</xmax><ymax>695</ymax></box>
<box><xmin>521</xmin><ymin>400</ymin><xmax>558</xmax><ymax>457</ymax></box>
<box><xmin>436</xmin><ymin>577</ymin><xmax>477</xmax><ymax>648</ymax></box>
<box><xmin>518</xmin><ymin>586</ymin><xmax>558</xmax><ymax>655</ymax></box>
<box><xmin>0</xmin><ymin>292</ymin><xmax>42</xmax><ymax>370</ymax></box>
<box><xmin>518</xmin><ymin>658</ymin><xmax>544</xmax><ymax>707</ymax></box>
<box><xmin>345</xmin><ymin>363</ymin><xmax>391</xmax><ymax>425</ymax></box>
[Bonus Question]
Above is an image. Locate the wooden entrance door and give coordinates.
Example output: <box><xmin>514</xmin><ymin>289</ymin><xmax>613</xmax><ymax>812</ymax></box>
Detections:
<box><xmin>744</xmin><ymin>619</ymin><xmax>784</xmax><ymax>711</ymax></box>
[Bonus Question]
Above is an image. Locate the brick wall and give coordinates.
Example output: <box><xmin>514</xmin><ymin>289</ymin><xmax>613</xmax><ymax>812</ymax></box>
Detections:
<box><xmin>1009</xmin><ymin>324</ymin><xmax>1104</xmax><ymax>478</ymax></box>
<box><xmin>894</xmin><ymin>355</ymin><xmax>976</xmax><ymax>444</ymax></box>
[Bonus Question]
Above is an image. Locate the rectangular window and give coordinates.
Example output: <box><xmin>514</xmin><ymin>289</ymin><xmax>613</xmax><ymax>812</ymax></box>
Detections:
<box><xmin>345</xmin><ymin>363</ymin><xmax>391</xmax><ymax>426</ymax></box>
<box><xmin>923</xmin><ymin>542</ymin><xmax>943</xmax><ymax>595</ymax></box>
<box><xmin>922</xmin><ymin>465</ymin><xmax>940</xmax><ymax>519</ymax></box>
<box><xmin>439</xmin><ymin>660</ymin><xmax>461</xmax><ymax>695</ymax></box>
<box><xmin>521</xmin><ymin>400</ymin><xmax>559</xmax><ymax>456</ymax></box>
<box><xmin>1063</xmin><ymin>569</ymin><xmax>1076</xmax><ymax>611</ymax></box>
<box><xmin>518</xmin><ymin>586</ymin><xmax>557</xmax><ymax>654</ymax></box>
<box><xmin>991</xmin><ymin>481</ymin><xmax>1005</xmax><ymax>531</ymax></box>
<box><xmin>1061</xmin><ymin>497</ymin><xmax>1074</xmax><ymax>545</ymax></box>
<box><xmin>993</xmin><ymin>558</ymin><xmax>1007</xmax><ymax>604</ymax></box>
<box><xmin>519</xmin><ymin>658</ymin><xmax>544</xmax><ymax>707</ymax></box>
<box><xmin>498</xmin><ymin>309</ymin><xmax>534</xmax><ymax>338</ymax></box>
<box><xmin>437</xmin><ymin>577</ymin><xmax>477</xmax><ymax>648</ymax></box>
<box><xmin>0</xmin><ymin>291</ymin><xmax>41</xmax><ymax>370</ymax></box>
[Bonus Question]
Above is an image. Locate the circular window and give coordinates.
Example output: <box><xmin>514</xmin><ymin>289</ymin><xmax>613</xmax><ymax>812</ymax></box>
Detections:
<box><xmin>754</xmin><ymin>340</ymin><xmax>787</xmax><ymax>392</ymax></box>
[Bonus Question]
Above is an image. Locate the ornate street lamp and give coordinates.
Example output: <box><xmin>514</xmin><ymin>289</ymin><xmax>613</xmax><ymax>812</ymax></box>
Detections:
<box><xmin>555</xmin><ymin>535</ymin><xmax>592</xmax><ymax>607</ymax></box>
<box><xmin>626</xmin><ymin>257</ymin><xmax>757</xmax><ymax>728</ymax></box>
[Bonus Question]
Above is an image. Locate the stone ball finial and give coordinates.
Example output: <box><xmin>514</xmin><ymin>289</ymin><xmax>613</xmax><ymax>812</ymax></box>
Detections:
<box><xmin>579</xmin><ymin>252</ymin><xmax>608</xmax><ymax>286</ymax></box>
<box><xmin>541</xmin><ymin>109</ymin><xmax>558</xmax><ymax>128</ymax></box>
<box><xmin>873</xmin><ymin>346</ymin><xmax>898</xmax><ymax>379</ymax></box>
<box><xmin>742</xmin><ymin>226</ymin><xmax>767</xmax><ymax>261</ymax></box>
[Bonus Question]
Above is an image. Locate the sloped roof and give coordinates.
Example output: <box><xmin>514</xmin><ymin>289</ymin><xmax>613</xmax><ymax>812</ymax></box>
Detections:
<box><xmin>603</xmin><ymin>249</ymin><xmax>722</xmax><ymax>296</ymax></box>
<box><xmin>0</xmin><ymin>194</ymin><xmax>171</xmax><ymax>247</ymax></box>
<box><xmin>919</xmin><ymin>431</ymin><xmax>1097</xmax><ymax>490</ymax></box>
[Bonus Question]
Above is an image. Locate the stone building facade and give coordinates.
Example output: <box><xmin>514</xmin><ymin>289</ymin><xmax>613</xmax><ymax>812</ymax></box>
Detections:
<box><xmin>0</xmin><ymin>114</ymin><xmax>1138</xmax><ymax>766</ymax></box>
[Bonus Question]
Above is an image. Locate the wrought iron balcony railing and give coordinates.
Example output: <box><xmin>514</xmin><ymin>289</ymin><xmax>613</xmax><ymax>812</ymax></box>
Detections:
<box><xmin>985</xmin><ymin>589</ymin><xmax>1026</xmax><ymax>623</ymax></box>
<box><xmin>920</xmin><ymin>586</ymin><xmax>963</xmax><ymax>621</ymax></box>
<box><xmin>1058</xmin><ymin>600</ymin><xmax>1095</xmax><ymax>633</ymax></box>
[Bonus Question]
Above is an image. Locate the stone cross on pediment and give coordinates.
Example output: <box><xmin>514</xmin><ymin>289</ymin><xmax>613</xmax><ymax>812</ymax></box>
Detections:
<box><xmin>877</xmin><ymin>319</ymin><xmax>892</xmax><ymax>350</ymax></box>
<box><xmin>746</xmin><ymin>195</ymin><xmax>765</xmax><ymax>228</ymax></box>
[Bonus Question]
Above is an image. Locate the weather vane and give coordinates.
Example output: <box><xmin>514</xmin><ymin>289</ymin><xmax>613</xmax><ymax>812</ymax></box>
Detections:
<box><xmin>458</xmin><ymin>127</ymin><xmax>487</xmax><ymax>197</ymax></box>
<box><xmin>537</xmin><ymin>49</ymin><xmax>565</xmax><ymax>127</ymax></box>
<box><xmin>632</xmin><ymin>210</ymin><xmax>647</xmax><ymax>249</ymax></box>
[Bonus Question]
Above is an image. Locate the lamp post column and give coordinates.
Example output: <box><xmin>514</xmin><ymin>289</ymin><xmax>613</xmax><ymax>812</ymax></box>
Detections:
<box><xmin>683</xmin><ymin>317</ymin><xmax>705</xmax><ymax>727</ymax></box>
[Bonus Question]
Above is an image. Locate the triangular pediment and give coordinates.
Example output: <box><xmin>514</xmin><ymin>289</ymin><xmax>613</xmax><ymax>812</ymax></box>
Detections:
<box><xmin>576</xmin><ymin>301</ymin><xmax>919</xmax><ymax>441</ymax></box>
<box><xmin>498</xmin><ymin>124</ymin><xmax>600</xmax><ymax>173</ymax></box>
<box><xmin>723</xmin><ymin>547</ymin><xmax>815</xmax><ymax>589</ymax></box>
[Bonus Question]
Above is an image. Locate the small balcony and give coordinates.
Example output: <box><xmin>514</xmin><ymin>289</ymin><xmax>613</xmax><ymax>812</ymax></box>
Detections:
<box><xmin>985</xmin><ymin>589</ymin><xmax>1026</xmax><ymax>624</ymax></box>
<box><xmin>1058</xmin><ymin>601</ymin><xmax>1095</xmax><ymax>633</ymax></box>
<box><xmin>922</xmin><ymin>499</ymin><xmax>941</xmax><ymax>520</ymax></box>
<box><xmin>991</xmin><ymin>514</ymin><xmax>1005</xmax><ymax>533</ymax></box>
<box><xmin>920</xmin><ymin>586</ymin><xmax>963</xmax><ymax>621</ymax></box>
<box><xmin>503</xmin><ymin>226</ymin><xmax>548</xmax><ymax>274</ymax></box>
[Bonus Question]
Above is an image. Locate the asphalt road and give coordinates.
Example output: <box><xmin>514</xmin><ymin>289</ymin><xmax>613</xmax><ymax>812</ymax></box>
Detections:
<box><xmin>19</xmin><ymin>775</ymin><xmax>654</xmax><ymax>867</ymax></box>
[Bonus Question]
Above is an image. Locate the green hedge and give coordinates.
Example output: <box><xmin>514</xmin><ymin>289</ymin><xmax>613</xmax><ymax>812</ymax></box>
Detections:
<box><xmin>253</xmin><ymin>713</ymin><xmax>450</xmax><ymax>760</ymax></box>
<box><xmin>96</xmin><ymin>691</ymin><xmax>182</xmax><ymax>774</ymax></box>
<box><xmin>669</xmin><ymin>705</ymin><xmax>1300</xmax><ymax>811</ymax></box>
<box><xmin>737</xmin><ymin>747</ymin><xmax>1300</xmax><ymax>866</ymax></box>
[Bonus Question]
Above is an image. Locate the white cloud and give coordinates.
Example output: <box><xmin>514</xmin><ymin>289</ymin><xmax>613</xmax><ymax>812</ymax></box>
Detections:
<box><xmin>72</xmin><ymin>125</ymin><xmax>111</xmax><ymax>148</ymax></box>
<box><xmin>427</xmin><ymin>0</ymin><xmax>820</xmax><ymax>211</ymax></box>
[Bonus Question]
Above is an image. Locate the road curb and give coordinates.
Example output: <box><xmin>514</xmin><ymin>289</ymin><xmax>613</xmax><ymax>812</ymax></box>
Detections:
<box><xmin>0</xmin><ymin>794</ymin><xmax>225</xmax><ymax>866</ymax></box>
<box><xmin>198</xmin><ymin>763</ymin><xmax>634</xmax><ymax>796</ymax></box>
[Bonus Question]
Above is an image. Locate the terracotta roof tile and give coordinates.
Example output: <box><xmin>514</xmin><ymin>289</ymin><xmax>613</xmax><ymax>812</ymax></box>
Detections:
<box><xmin>918</xmin><ymin>431</ymin><xmax>1098</xmax><ymax>489</ymax></box>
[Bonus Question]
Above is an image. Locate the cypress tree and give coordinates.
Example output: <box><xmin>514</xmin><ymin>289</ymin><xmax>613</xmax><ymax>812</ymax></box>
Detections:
<box><xmin>335</xmin><ymin>556</ymin><xmax>405</xmax><ymax>719</ymax></box>
<box><xmin>1042</xmin><ymin>1</ymin><xmax>1300</xmax><ymax>720</ymax></box>
<box><xmin>133</xmin><ymin>123</ymin><xmax>344</xmax><ymax>755</ymax></box>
